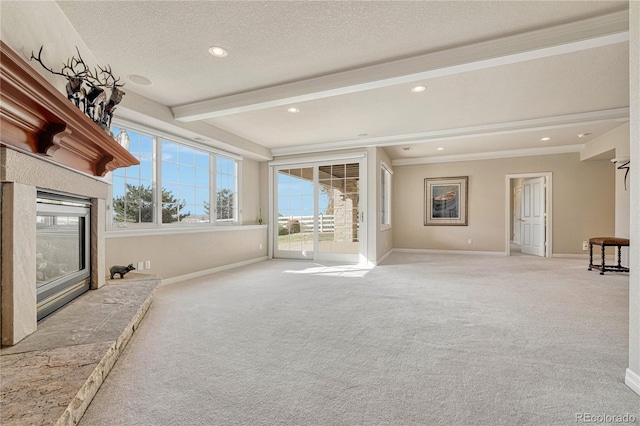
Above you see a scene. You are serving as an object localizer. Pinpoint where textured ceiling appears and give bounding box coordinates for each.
[55,0,630,161]
[207,43,629,149]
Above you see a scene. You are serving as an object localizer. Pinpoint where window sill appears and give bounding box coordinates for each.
[105,224,268,238]
[380,225,392,231]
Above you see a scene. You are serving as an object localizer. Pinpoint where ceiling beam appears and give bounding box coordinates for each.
[172,9,628,122]
[392,144,585,166]
[270,108,630,157]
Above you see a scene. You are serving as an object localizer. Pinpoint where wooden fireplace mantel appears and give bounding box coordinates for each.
[0,41,139,177]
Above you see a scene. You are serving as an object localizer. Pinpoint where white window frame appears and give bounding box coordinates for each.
[108,119,241,230]
[380,161,393,230]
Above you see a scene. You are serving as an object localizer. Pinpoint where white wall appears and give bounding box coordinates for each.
[581,123,630,265]
[626,0,640,397]
[393,153,615,254]
[376,148,394,262]
[0,1,94,94]
[105,227,267,281]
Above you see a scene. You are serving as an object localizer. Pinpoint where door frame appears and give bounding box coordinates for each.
[505,172,553,257]
[268,152,368,263]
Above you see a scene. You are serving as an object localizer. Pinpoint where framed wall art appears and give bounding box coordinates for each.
[424,176,468,226]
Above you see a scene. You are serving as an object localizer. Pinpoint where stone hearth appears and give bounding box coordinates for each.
[0,273,159,425]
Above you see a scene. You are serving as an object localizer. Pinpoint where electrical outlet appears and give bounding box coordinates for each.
[259,243,263,250]
[137,261,144,271]
[582,241,589,251]
[467,239,472,244]
[145,260,151,269]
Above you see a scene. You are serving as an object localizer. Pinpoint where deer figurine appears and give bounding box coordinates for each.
[31,46,88,113]
[98,65,125,131]
[30,46,125,133]
[84,72,107,124]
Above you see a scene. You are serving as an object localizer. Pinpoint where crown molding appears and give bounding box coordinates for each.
[172,9,629,122]
[391,144,584,166]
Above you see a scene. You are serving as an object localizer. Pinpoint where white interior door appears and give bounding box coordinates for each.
[274,159,364,263]
[520,177,546,256]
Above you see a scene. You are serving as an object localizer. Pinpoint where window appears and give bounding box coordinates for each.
[161,140,210,223]
[380,162,392,229]
[216,156,237,222]
[112,128,154,224]
[110,124,240,228]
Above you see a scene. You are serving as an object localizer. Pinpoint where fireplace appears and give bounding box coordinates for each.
[1,148,111,345]
[36,192,91,320]
[0,41,138,345]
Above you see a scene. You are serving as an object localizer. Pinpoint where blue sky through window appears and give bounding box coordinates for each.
[161,140,210,219]
[277,172,330,217]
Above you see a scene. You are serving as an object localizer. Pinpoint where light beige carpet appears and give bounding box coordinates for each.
[80,253,639,425]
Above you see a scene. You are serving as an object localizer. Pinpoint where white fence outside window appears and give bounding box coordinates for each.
[278,214,335,232]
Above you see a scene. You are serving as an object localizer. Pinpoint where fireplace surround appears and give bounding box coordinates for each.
[0,41,138,345]
[1,147,109,345]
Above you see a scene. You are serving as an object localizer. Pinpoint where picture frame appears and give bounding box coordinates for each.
[424,176,468,226]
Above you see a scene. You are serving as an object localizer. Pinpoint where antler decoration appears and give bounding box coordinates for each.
[30,45,125,135]
[30,46,68,78]
[98,65,124,89]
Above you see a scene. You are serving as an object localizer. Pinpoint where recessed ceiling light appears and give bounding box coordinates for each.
[411,85,426,93]
[127,74,152,85]
[208,46,228,57]
[541,137,552,141]
[578,133,592,138]
[437,147,445,151]
[287,107,300,113]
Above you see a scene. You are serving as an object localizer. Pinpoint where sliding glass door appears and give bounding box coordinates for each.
[274,159,364,262]
[276,167,315,259]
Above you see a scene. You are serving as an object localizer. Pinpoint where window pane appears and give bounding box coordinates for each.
[178,166,196,186]
[196,167,210,186]
[163,162,178,183]
[111,129,154,224]
[161,140,210,224]
[128,135,140,155]
[162,141,178,162]
[178,146,196,166]
[140,157,153,178]
[140,136,153,157]
[216,157,237,222]
[196,152,209,169]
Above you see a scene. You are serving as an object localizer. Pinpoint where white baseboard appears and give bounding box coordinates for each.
[376,249,394,265]
[552,253,589,259]
[160,256,268,287]
[393,248,504,256]
[553,253,621,261]
[625,368,640,396]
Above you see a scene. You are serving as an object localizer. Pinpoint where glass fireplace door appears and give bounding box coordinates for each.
[36,194,91,320]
